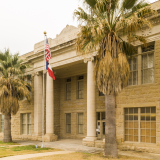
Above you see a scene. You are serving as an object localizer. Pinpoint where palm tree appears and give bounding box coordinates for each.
[0,49,31,142]
[74,0,156,157]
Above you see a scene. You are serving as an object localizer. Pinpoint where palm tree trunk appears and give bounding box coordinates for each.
[104,94,118,158]
[3,114,12,142]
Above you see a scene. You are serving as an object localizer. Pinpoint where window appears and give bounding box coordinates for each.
[99,91,104,96]
[66,113,71,133]
[97,112,105,139]
[128,57,138,85]
[142,52,154,84]
[66,78,71,100]
[126,42,155,86]
[21,113,31,135]
[78,113,83,134]
[0,115,4,133]
[77,76,83,99]
[124,107,156,143]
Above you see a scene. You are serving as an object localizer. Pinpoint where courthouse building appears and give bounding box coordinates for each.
[1,1,160,153]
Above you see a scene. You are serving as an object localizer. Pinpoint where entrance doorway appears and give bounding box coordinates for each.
[96,112,105,139]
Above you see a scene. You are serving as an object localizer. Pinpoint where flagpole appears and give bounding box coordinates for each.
[41,31,46,148]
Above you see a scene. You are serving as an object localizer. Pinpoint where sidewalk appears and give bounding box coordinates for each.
[0,151,74,160]
[0,139,160,160]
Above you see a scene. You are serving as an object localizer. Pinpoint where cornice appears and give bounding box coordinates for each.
[24,39,76,64]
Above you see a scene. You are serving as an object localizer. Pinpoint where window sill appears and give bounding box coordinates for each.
[124,141,156,145]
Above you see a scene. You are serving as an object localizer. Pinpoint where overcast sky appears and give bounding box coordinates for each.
[0,0,158,55]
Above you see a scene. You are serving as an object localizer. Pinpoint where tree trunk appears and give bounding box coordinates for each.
[3,114,12,142]
[104,94,118,158]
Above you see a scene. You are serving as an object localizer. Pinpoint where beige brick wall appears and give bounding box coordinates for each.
[54,78,60,136]
[116,40,160,147]
[58,73,105,139]
[59,74,87,139]
[0,71,105,141]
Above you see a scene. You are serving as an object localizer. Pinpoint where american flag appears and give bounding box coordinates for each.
[45,38,52,61]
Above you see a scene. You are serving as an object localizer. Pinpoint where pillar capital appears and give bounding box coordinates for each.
[32,71,42,77]
[83,51,98,63]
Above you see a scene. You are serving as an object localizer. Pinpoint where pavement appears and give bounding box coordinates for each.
[14,139,103,153]
[0,139,160,160]
[0,151,74,160]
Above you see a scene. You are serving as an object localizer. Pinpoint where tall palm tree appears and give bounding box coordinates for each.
[74,0,156,157]
[0,49,31,142]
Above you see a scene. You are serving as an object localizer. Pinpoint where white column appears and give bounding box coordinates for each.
[34,72,42,136]
[46,72,54,134]
[83,59,97,146]
[44,72,58,141]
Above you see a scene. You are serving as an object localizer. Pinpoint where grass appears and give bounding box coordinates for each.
[11,145,53,151]
[25,152,152,160]
[0,145,60,158]
[0,141,19,146]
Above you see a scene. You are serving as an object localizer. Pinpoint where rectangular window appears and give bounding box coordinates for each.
[124,107,156,143]
[96,112,105,139]
[66,113,71,133]
[78,113,83,134]
[21,113,31,135]
[66,83,71,100]
[128,57,138,86]
[66,78,71,100]
[27,113,31,134]
[0,115,4,133]
[77,76,83,99]
[142,44,154,84]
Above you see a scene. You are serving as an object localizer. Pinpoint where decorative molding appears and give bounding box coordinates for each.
[83,51,98,63]
[32,72,42,77]
[24,39,76,64]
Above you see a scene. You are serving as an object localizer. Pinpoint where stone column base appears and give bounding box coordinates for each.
[82,137,97,147]
[44,133,58,142]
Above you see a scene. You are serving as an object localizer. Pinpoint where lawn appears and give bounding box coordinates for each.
[0,141,20,146]
[0,145,60,158]
[25,152,152,160]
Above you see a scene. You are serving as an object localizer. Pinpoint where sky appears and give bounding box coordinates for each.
[0,0,158,55]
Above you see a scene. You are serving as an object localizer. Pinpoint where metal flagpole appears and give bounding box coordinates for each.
[41,31,46,148]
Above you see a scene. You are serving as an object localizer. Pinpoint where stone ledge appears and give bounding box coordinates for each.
[82,137,97,147]
[118,144,160,154]
[95,140,105,148]
[44,133,58,142]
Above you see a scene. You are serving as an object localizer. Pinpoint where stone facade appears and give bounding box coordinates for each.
[115,39,160,152]
[1,1,160,154]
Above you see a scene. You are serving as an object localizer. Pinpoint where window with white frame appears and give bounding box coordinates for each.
[142,52,154,84]
[78,113,83,134]
[124,107,156,143]
[0,115,4,133]
[126,43,155,86]
[77,76,84,99]
[128,57,138,86]
[66,78,71,100]
[21,113,31,135]
[66,113,71,133]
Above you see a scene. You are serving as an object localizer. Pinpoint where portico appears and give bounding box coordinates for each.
[28,25,102,145]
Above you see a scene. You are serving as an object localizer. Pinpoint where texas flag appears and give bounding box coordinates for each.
[45,38,55,80]
[46,61,55,80]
